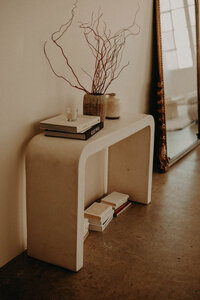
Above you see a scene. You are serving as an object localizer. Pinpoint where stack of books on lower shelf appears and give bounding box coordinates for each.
[84,218,89,241]
[101,191,132,217]
[84,202,113,232]
[40,114,103,140]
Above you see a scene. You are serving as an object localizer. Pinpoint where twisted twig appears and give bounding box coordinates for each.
[44,1,140,94]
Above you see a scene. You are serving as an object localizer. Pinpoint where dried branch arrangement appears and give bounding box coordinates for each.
[44,1,140,95]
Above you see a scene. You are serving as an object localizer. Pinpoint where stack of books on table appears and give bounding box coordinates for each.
[40,114,103,140]
[84,202,113,232]
[101,191,132,217]
[84,218,89,241]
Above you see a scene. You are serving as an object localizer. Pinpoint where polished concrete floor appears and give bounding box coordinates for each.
[1,147,200,300]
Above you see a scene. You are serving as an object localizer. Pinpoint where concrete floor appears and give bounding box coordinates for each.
[0,147,200,300]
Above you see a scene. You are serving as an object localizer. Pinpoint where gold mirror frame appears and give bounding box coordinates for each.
[155,0,200,172]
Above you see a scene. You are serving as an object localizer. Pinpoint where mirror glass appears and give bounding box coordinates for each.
[160,0,198,158]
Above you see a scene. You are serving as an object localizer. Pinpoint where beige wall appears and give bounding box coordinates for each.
[0,0,153,267]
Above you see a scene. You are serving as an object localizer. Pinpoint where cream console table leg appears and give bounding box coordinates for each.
[26,135,85,271]
[108,125,154,204]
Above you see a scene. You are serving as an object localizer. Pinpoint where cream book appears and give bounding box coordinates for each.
[87,209,114,225]
[101,191,129,210]
[84,231,89,241]
[40,114,101,133]
[84,202,113,221]
[89,216,113,232]
[84,218,89,241]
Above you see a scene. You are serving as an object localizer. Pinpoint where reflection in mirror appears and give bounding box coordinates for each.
[158,0,200,166]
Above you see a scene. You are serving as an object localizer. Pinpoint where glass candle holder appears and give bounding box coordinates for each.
[66,107,78,121]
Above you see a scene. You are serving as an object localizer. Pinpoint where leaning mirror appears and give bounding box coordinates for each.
[155,0,200,172]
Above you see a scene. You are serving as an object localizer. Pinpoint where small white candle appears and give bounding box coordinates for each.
[66,107,78,121]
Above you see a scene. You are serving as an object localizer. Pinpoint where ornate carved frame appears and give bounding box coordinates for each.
[155,0,200,172]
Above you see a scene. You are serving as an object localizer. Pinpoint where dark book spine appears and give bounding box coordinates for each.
[85,122,104,140]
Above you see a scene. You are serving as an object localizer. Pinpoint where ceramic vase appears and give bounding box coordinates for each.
[106,93,121,119]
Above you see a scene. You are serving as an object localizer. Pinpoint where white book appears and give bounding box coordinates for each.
[89,216,113,232]
[101,191,129,210]
[84,226,88,234]
[84,231,89,241]
[83,218,89,236]
[84,226,89,236]
[40,114,101,133]
[88,209,114,225]
[84,218,89,228]
[84,202,113,221]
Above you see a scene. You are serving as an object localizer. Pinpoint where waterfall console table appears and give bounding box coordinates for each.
[26,112,154,271]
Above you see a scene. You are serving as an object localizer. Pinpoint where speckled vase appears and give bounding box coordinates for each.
[106,93,121,119]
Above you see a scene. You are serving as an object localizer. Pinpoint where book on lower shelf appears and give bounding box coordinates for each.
[101,191,132,217]
[84,218,89,241]
[84,202,114,232]
[113,200,132,217]
[45,122,104,140]
[84,231,89,241]
[89,216,113,232]
[101,191,129,210]
[40,114,101,133]
[84,202,113,221]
